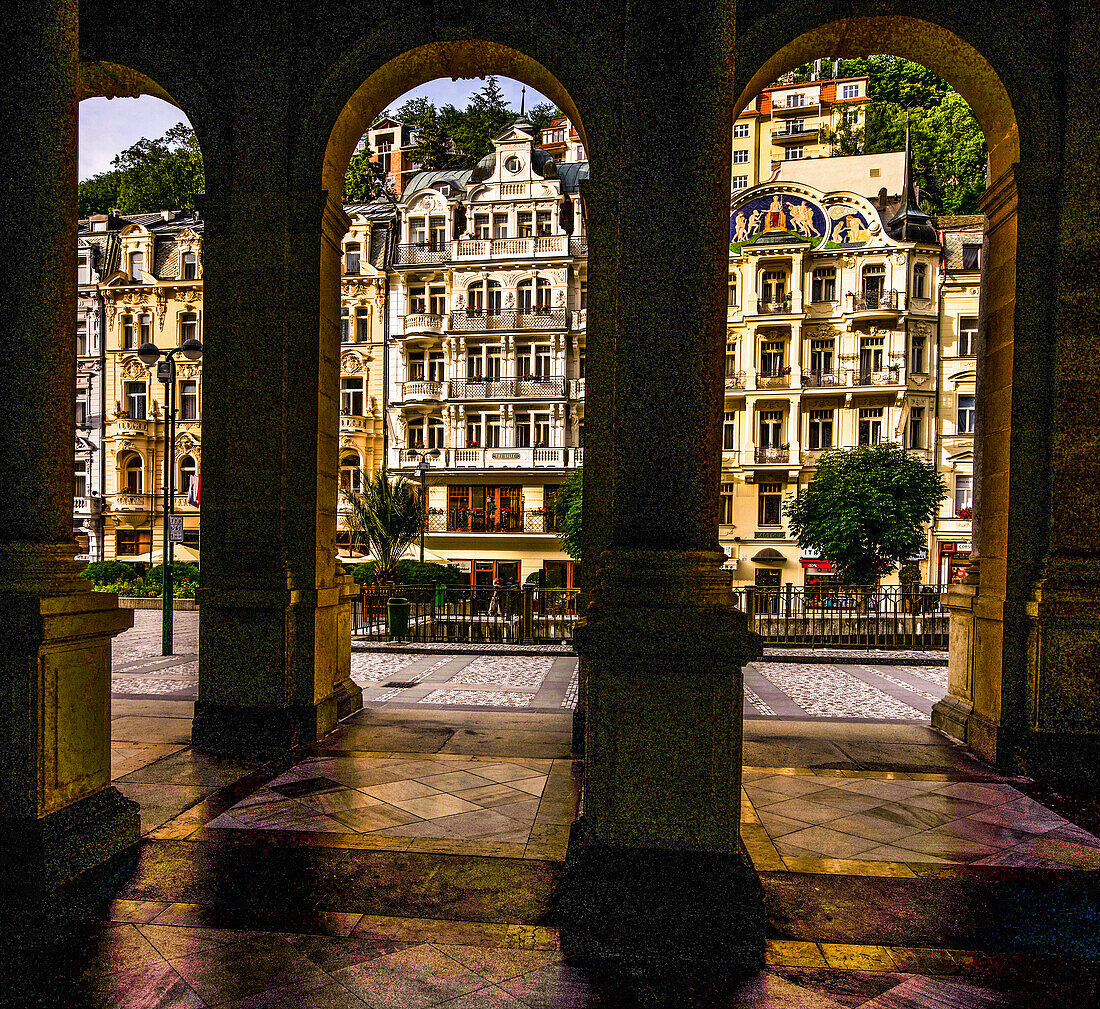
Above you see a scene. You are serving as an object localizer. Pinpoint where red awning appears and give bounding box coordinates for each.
[800,558,834,572]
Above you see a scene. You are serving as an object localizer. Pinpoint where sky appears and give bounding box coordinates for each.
[78,77,554,180]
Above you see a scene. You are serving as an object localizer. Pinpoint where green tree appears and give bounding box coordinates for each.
[78,123,204,215]
[341,472,424,583]
[554,469,583,561]
[527,102,562,134]
[343,144,392,202]
[820,118,865,157]
[449,76,513,164]
[783,444,946,585]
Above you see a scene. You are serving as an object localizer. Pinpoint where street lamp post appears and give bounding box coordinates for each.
[137,337,203,656]
[406,447,440,562]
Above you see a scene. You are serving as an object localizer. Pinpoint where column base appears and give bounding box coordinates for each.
[0,786,139,891]
[931,695,974,743]
[557,817,765,986]
[192,696,338,759]
[332,675,364,720]
[570,705,585,756]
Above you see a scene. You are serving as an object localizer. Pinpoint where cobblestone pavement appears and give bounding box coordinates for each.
[113,611,947,720]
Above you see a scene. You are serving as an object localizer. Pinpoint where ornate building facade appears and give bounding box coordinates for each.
[384,117,587,588]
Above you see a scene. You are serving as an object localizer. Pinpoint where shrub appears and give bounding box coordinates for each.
[146,561,199,584]
[82,560,136,585]
[348,559,464,586]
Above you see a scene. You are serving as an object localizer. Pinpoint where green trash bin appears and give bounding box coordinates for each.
[433,582,447,607]
[386,596,410,640]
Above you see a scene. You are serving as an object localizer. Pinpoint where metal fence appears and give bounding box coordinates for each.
[353,583,584,645]
[731,584,947,649]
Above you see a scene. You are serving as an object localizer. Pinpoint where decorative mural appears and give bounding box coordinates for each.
[729,190,876,253]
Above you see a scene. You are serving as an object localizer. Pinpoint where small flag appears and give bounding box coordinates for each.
[188,475,201,506]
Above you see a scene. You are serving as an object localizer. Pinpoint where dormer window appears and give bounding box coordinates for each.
[181,252,197,280]
[504,155,523,174]
[129,252,144,281]
[344,243,360,275]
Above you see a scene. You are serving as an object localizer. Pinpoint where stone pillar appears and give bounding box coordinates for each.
[333,561,364,719]
[192,189,349,758]
[560,3,765,982]
[0,0,137,892]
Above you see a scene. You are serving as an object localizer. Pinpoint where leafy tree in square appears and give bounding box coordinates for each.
[783,444,945,585]
[343,144,393,202]
[554,468,583,561]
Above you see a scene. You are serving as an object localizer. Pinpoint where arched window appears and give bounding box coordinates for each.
[518,277,551,314]
[179,455,196,499]
[467,279,502,316]
[123,453,143,494]
[340,452,362,492]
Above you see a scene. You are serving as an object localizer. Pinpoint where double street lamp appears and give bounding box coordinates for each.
[137,337,203,655]
[406,447,440,562]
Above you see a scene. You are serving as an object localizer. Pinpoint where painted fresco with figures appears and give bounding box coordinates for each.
[730,185,880,253]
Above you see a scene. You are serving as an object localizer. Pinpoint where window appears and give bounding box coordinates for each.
[909,406,925,449]
[340,453,362,492]
[182,252,197,280]
[811,267,836,302]
[76,392,88,428]
[180,313,199,345]
[733,149,749,163]
[808,409,833,450]
[911,333,926,374]
[407,419,424,448]
[125,381,146,420]
[785,146,804,160]
[858,407,883,445]
[536,210,552,236]
[341,308,350,343]
[355,307,370,343]
[843,108,860,125]
[761,269,786,303]
[74,459,88,499]
[842,84,860,99]
[862,263,886,298]
[78,252,90,284]
[408,351,426,381]
[429,216,446,247]
[959,316,978,356]
[474,214,490,238]
[345,243,360,274]
[720,482,735,525]
[859,335,884,376]
[788,119,805,135]
[427,350,444,382]
[428,417,445,449]
[732,175,749,190]
[518,212,533,238]
[139,313,152,346]
[534,413,551,447]
[485,414,501,447]
[786,94,805,108]
[725,342,738,378]
[493,213,508,239]
[515,412,532,448]
[429,286,446,315]
[957,395,976,433]
[962,244,981,270]
[579,281,587,309]
[913,263,927,299]
[733,123,750,138]
[123,453,143,494]
[758,482,782,526]
[955,475,973,513]
[409,217,426,243]
[759,409,783,447]
[761,340,785,376]
[179,380,198,420]
[341,376,364,415]
[409,285,426,314]
[518,278,551,313]
[466,414,482,447]
[809,338,834,377]
[129,251,144,280]
[723,412,737,451]
[179,455,196,496]
[117,529,151,556]
[76,320,88,356]
[578,351,586,379]
[727,276,737,307]
[122,315,134,349]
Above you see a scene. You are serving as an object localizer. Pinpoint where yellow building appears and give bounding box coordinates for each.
[720,179,942,588]
[97,209,390,563]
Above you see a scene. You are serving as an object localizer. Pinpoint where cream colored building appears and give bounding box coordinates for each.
[385,116,586,589]
[96,210,389,563]
[720,179,943,588]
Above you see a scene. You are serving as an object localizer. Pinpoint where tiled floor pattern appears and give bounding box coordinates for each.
[160,752,576,859]
[740,767,1100,873]
[84,903,1094,1008]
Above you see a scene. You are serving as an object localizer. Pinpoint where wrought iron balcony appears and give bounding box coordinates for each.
[852,366,902,387]
[847,290,903,313]
[449,377,565,399]
[395,242,450,266]
[754,447,790,464]
[569,238,588,257]
[449,308,568,332]
[572,309,587,330]
[756,295,792,315]
[757,369,791,389]
[801,369,843,388]
[443,507,527,533]
[570,377,585,399]
[725,370,746,391]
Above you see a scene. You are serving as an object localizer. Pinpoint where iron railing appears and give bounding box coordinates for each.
[731,584,948,649]
[754,447,790,464]
[396,243,450,266]
[353,583,586,645]
[757,370,791,389]
[802,369,843,388]
[449,377,566,399]
[848,290,902,312]
[852,366,901,387]
[757,295,792,314]
[449,309,568,332]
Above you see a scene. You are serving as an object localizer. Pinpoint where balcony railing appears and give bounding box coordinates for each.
[443,507,527,533]
[754,447,790,464]
[801,369,843,388]
[449,308,568,332]
[110,493,151,512]
[450,377,566,399]
[396,242,450,266]
[400,313,446,335]
[725,370,746,391]
[852,366,902,387]
[772,126,819,141]
[570,377,585,399]
[389,446,583,471]
[452,235,570,260]
[522,508,559,534]
[572,309,587,330]
[757,369,791,389]
[569,238,588,257]
[847,290,903,312]
[340,413,371,431]
[757,295,792,315]
[402,380,445,401]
